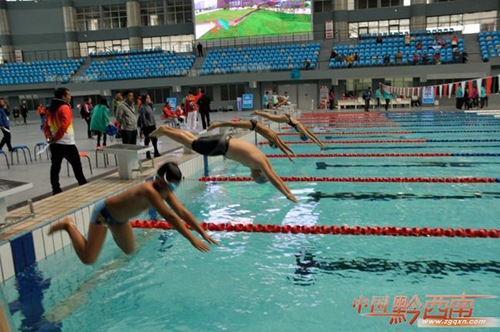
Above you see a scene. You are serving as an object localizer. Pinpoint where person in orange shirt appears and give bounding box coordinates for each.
[174,105,185,118]
[162,101,185,127]
[37,103,46,119]
[44,87,87,195]
[184,88,202,131]
[162,101,176,121]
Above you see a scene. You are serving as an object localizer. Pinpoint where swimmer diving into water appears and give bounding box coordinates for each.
[251,110,325,150]
[208,119,295,162]
[149,126,298,203]
[48,162,220,264]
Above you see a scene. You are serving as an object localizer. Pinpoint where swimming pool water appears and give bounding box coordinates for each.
[2,111,499,331]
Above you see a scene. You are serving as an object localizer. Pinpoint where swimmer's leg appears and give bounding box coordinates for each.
[150,125,197,147]
[108,223,135,255]
[252,111,289,123]
[49,216,108,265]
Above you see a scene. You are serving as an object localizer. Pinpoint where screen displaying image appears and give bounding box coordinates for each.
[194,0,312,40]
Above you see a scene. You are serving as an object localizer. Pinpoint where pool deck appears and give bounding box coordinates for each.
[1,103,499,243]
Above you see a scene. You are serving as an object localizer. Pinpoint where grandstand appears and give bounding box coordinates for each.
[0,0,498,111]
[479,31,500,61]
[0,59,83,85]
[330,32,465,68]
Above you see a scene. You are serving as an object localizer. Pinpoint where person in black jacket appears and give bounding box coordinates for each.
[20,102,29,124]
[362,87,372,112]
[197,89,211,130]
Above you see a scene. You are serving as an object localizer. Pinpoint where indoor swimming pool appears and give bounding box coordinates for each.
[1,110,499,331]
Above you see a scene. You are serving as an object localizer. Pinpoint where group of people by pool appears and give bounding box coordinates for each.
[49,110,325,264]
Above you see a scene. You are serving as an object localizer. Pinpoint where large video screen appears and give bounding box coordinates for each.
[194,0,312,40]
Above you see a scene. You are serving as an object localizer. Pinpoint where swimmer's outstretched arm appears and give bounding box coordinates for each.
[255,123,295,163]
[259,158,298,203]
[165,191,220,246]
[147,187,211,252]
[251,110,288,123]
[300,124,325,150]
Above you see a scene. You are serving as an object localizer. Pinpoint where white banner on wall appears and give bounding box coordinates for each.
[325,20,334,39]
[14,49,23,63]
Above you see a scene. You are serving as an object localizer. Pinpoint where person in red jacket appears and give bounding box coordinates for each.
[44,87,87,195]
[184,88,202,131]
[162,101,181,127]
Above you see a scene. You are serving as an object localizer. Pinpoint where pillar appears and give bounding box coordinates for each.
[62,0,80,58]
[0,0,14,63]
[127,0,142,50]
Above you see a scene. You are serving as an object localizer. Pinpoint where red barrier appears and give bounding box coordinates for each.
[265,153,453,158]
[259,139,426,145]
[281,125,401,130]
[198,176,497,183]
[277,131,414,136]
[130,220,499,238]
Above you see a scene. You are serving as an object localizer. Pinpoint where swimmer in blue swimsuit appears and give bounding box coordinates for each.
[207,119,295,162]
[48,162,220,265]
[252,110,325,150]
[149,126,298,203]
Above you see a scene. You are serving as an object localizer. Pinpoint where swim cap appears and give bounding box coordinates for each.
[162,172,177,191]
[269,141,278,149]
[253,174,268,184]
[299,133,309,141]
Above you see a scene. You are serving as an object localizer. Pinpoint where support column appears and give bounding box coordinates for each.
[333,0,348,11]
[0,0,14,63]
[62,0,80,58]
[410,0,427,32]
[496,0,500,32]
[127,0,142,50]
[333,0,349,41]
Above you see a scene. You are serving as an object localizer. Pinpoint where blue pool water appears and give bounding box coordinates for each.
[2,111,499,331]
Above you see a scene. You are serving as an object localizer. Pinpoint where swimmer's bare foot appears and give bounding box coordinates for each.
[48,216,72,235]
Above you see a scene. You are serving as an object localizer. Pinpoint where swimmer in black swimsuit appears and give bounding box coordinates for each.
[149,126,298,203]
[252,110,325,150]
[208,119,295,162]
[48,162,219,264]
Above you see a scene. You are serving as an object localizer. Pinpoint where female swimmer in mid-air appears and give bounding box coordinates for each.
[252,110,325,150]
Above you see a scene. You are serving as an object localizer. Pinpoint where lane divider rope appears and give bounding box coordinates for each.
[278,131,414,136]
[199,176,500,183]
[277,130,500,136]
[299,111,496,116]
[281,124,500,129]
[264,153,500,158]
[259,139,500,145]
[130,220,499,238]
